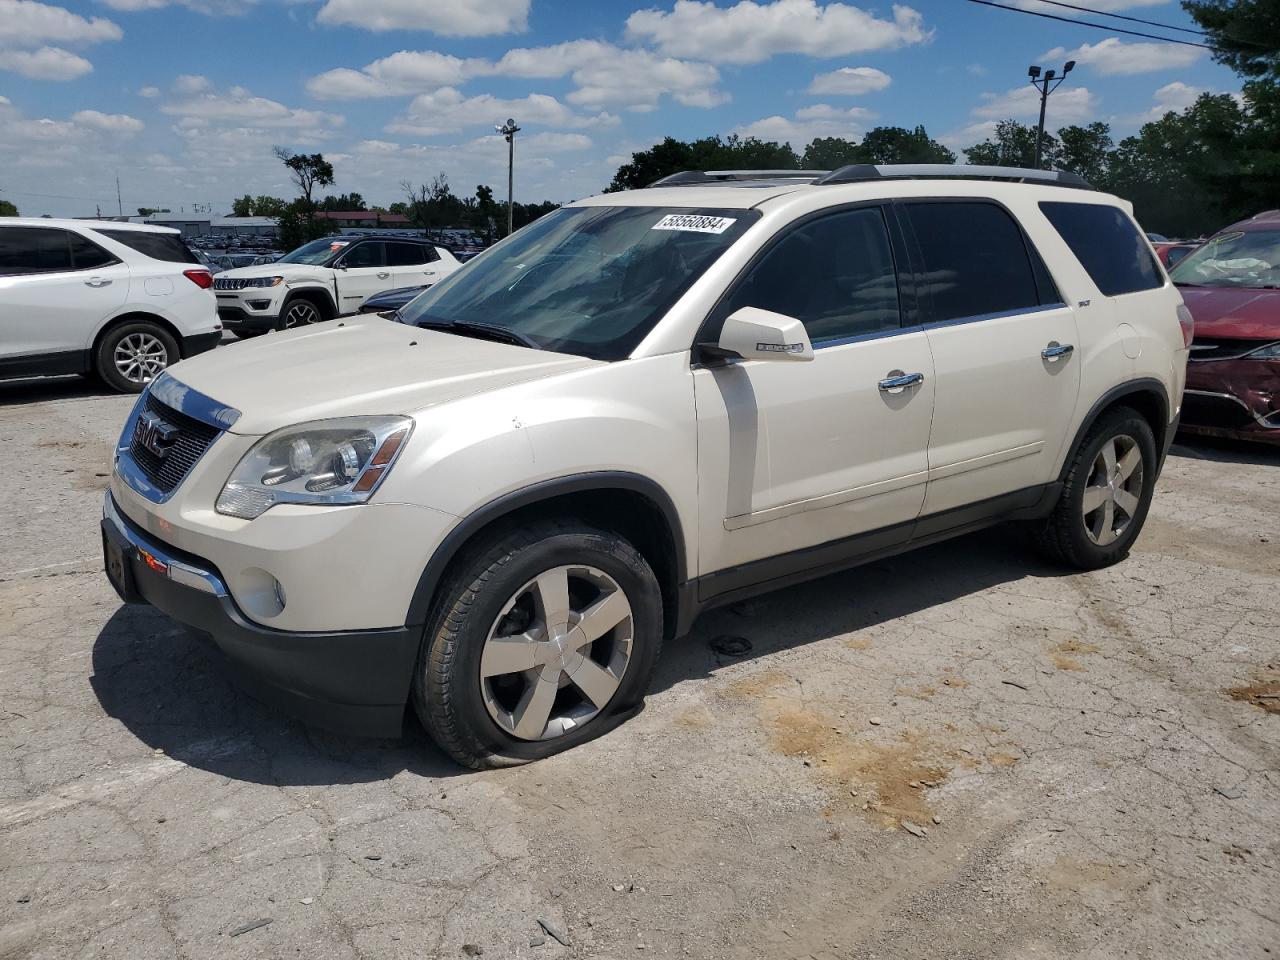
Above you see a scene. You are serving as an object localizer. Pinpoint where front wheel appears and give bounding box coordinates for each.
[413,520,663,769]
[279,298,322,330]
[1033,406,1158,569]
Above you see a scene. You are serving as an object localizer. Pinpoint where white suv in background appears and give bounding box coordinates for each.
[213,234,461,336]
[102,165,1189,768]
[0,219,221,393]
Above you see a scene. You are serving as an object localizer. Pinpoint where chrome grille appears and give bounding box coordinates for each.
[127,393,223,494]
[214,277,254,291]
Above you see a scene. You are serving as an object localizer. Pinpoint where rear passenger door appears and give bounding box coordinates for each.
[899,200,1081,522]
[386,241,436,289]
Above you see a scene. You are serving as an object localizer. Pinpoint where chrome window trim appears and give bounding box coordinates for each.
[921,301,1070,331]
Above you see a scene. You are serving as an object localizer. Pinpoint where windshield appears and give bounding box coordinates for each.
[396,206,759,360]
[1171,229,1280,289]
[277,237,352,266]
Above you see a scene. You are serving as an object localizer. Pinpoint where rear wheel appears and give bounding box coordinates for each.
[413,519,663,769]
[95,321,179,394]
[1033,406,1157,569]
[231,328,266,340]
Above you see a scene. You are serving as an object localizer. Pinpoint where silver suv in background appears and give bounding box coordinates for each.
[0,220,221,392]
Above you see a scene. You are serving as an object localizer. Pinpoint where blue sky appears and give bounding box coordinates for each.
[0,0,1241,217]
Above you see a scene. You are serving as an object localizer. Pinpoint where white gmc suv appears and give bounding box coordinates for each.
[213,234,460,335]
[0,219,221,392]
[101,165,1190,768]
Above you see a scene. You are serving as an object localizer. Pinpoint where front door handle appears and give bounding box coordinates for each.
[84,277,112,288]
[376,271,390,280]
[1042,342,1074,362]
[878,370,925,394]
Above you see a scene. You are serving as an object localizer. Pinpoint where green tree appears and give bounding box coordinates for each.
[0,199,18,216]
[317,192,366,211]
[1054,122,1113,184]
[136,207,171,216]
[232,195,253,217]
[858,125,956,164]
[273,147,334,214]
[276,198,337,251]
[801,137,863,169]
[963,119,1056,168]
[606,135,799,191]
[472,184,499,241]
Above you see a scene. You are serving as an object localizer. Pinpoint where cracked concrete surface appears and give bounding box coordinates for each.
[1,376,1277,959]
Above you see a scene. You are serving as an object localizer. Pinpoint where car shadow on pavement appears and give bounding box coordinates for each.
[0,375,119,406]
[1169,436,1280,467]
[90,604,464,785]
[650,526,1071,696]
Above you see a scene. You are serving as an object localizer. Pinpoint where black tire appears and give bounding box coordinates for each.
[278,297,323,330]
[94,321,180,394]
[1033,406,1158,569]
[231,328,266,340]
[413,519,664,769]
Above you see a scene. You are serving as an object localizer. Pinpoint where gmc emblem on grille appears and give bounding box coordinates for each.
[134,411,179,459]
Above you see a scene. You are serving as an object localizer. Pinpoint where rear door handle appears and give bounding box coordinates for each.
[84,277,112,288]
[878,370,924,394]
[1041,342,1074,361]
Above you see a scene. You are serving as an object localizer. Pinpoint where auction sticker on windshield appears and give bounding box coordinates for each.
[651,214,737,234]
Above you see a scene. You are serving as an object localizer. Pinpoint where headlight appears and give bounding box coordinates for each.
[216,416,412,520]
[244,276,284,288]
[1246,341,1280,360]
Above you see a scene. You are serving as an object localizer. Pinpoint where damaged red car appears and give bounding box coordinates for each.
[1171,211,1280,445]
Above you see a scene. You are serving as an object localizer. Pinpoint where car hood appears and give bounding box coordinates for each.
[1179,285,1280,340]
[166,314,601,435]
[217,263,325,282]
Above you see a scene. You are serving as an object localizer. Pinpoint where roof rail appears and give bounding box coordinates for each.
[813,164,1095,190]
[648,169,829,187]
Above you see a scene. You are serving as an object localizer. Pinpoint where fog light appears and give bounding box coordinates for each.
[247,299,271,310]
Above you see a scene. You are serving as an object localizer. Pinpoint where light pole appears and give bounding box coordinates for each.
[495,117,520,237]
[1027,60,1074,169]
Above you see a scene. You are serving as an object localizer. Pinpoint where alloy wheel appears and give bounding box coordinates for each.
[479,564,634,741]
[113,332,169,385]
[283,301,319,328]
[1082,434,1144,546]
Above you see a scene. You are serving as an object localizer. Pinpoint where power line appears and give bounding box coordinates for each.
[962,0,1217,50]
[1022,0,1209,37]
[1022,0,1271,49]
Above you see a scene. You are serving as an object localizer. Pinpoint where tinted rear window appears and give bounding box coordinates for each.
[96,229,200,264]
[1039,202,1163,296]
[903,201,1051,324]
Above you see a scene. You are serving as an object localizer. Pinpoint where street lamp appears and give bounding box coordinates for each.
[495,117,521,237]
[1027,59,1074,170]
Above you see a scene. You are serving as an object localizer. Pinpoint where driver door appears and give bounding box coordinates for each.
[694,205,936,594]
[334,241,389,313]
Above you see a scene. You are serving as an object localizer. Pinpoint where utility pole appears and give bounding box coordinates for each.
[496,118,520,237]
[1027,60,1075,169]
[115,174,123,217]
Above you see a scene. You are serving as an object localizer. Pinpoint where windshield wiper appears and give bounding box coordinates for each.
[417,319,541,350]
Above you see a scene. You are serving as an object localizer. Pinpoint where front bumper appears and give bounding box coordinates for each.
[215,302,279,332]
[101,492,419,737]
[1181,358,1280,445]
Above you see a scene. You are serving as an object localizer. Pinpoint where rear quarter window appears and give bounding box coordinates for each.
[1039,202,1163,296]
[95,229,200,264]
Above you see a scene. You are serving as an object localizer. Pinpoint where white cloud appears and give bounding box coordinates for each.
[386,87,616,137]
[71,109,144,132]
[937,120,999,151]
[0,0,122,46]
[966,63,987,77]
[308,50,480,99]
[162,84,344,133]
[172,73,210,93]
[138,85,160,97]
[308,40,726,112]
[0,44,90,79]
[1113,80,1205,127]
[972,84,1096,122]
[316,0,529,35]
[98,0,256,12]
[807,66,891,96]
[625,0,929,65]
[734,103,876,147]
[1040,37,1202,75]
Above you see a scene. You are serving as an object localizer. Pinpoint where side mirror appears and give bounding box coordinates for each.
[703,306,814,363]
